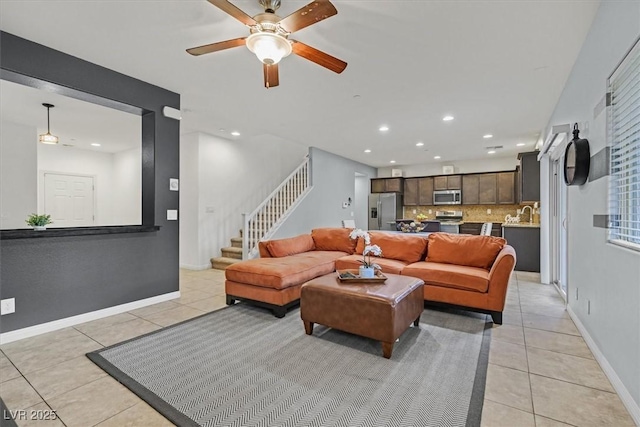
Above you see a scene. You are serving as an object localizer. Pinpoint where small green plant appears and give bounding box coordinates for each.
[25,213,52,227]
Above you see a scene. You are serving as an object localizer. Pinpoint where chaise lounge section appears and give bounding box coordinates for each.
[225,228,516,323]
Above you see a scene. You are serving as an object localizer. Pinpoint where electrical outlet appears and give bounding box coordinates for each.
[428,209,432,214]
[487,209,492,214]
[350,211,354,217]
[412,209,417,214]
[167,210,178,220]
[1,298,15,315]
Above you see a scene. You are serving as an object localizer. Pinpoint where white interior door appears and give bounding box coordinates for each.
[44,173,95,227]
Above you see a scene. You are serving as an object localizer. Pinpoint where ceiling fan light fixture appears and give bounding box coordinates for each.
[39,103,59,145]
[246,32,292,65]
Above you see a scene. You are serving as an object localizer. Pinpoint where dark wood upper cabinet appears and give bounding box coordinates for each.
[403,178,418,205]
[462,175,480,205]
[478,173,497,204]
[518,152,540,203]
[371,179,386,193]
[447,175,461,190]
[418,177,434,205]
[497,172,516,204]
[434,175,461,190]
[371,177,404,194]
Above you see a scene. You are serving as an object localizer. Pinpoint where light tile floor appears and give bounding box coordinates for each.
[0,269,635,426]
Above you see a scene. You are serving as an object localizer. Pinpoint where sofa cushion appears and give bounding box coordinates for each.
[426,233,506,269]
[266,234,315,257]
[402,261,490,293]
[335,254,408,275]
[225,250,347,290]
[355,231,428,264]
[311,228,356,254]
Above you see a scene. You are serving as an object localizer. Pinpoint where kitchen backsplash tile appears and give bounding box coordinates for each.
[406,204,537,223]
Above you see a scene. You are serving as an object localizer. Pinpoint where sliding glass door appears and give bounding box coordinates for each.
[550,155,569,301]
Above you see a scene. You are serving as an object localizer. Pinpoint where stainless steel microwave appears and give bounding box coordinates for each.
[433,189,461,205]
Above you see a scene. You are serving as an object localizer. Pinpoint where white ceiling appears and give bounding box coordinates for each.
[0,80,140,153]
[0,1,600,167]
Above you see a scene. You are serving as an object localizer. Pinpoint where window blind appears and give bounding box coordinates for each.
[608,38,640,250]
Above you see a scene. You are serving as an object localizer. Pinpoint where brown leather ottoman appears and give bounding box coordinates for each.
[300,272,424,358]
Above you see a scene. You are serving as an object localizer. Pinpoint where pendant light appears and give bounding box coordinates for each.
[39,103,59,145]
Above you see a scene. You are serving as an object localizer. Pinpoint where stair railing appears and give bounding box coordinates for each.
[242,157,311,259]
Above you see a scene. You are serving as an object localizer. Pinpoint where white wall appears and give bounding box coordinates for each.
[0,121,37,229]
[179,133,201,269]
[112,147,142,225]
[36,145,141,226]
[178,132,308,268]
[377,155,519,178]
[543,1,640,419]
[38,145,114,226]
[354,175,369,229]
[274,147,377,238]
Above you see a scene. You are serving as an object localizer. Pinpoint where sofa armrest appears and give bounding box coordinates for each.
[486,245,517,308]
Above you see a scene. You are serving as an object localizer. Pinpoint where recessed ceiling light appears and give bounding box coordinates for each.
[219,128,225,132]
[442,116,454,122]
[517,143,526,146]
[390,160,396,164]
[488,150,496,154]
[483,134,493,139]
[434,155,441,160]
[231,131,240,136]
[416,142,424,147]
[379,125,389,132]
[364,149,371,153]
[91,143,101,147]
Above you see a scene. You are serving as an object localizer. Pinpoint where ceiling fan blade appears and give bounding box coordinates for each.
[263,63,280,88]
[291,40,347,74]
[207,0,257,26]
[278,0,337,33]
[186,37,247,56]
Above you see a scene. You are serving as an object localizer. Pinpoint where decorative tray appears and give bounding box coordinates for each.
[337,269,387,284]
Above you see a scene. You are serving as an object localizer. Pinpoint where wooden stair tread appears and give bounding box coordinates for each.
[221,246,242,253]
[211,257,241,270]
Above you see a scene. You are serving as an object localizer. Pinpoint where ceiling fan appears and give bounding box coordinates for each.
[187,0,347,88]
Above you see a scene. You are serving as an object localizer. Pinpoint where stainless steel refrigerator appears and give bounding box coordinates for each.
[368,193,403,230]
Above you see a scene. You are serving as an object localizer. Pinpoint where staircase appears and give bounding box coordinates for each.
[210,157,311,270]
[211,233,243,270]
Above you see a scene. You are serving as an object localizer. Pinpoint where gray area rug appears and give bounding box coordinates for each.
[87,304,491,427]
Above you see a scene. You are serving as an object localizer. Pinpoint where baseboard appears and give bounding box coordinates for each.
[0,291,181,345]
[179,263,211,270]
[567,305,640,425]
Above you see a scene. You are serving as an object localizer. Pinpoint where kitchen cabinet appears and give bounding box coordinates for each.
[403,177,433,205]
[371,178,403,193]
[479,173,497,204]
[462,175,479,205]
[497,172,516,204]
[434,175,461,190]
[418,177,434,205]
[502,225,540,272]
[403,179,418,205]
[518,152,540,203]
[460,222,502,237]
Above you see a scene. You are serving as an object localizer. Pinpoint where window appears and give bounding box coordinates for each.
[608,37,640,250]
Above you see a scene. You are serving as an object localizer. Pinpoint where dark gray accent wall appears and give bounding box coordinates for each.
[0,32,180,332]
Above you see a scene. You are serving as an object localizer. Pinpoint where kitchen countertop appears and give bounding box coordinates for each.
[502,223,541,228]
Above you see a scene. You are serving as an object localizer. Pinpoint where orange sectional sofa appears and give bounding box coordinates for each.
[225,228,516,323]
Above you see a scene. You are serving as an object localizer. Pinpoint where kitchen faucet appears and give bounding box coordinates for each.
[520,205,533,223]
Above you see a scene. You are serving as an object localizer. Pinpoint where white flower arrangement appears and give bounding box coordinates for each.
[349,229,382,269]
